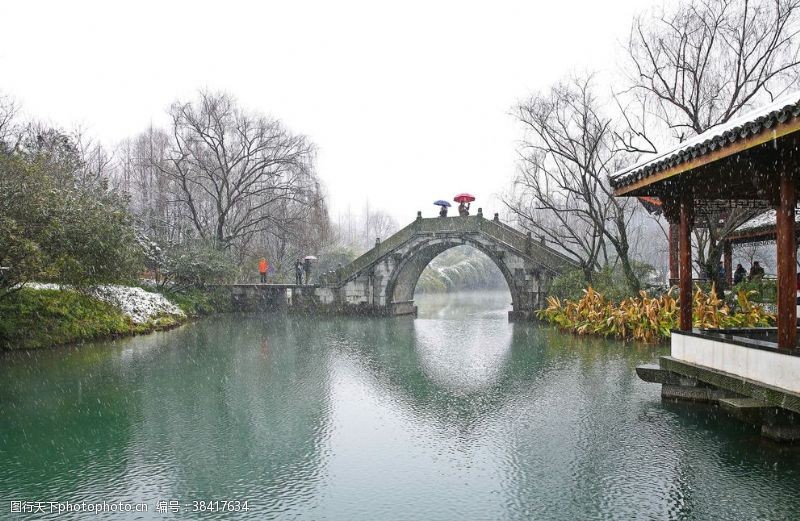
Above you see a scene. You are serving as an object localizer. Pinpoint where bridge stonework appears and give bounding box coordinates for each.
[316,214,578,320]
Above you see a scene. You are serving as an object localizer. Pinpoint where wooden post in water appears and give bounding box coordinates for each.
[776,172,797,349]
[679,194,693,331]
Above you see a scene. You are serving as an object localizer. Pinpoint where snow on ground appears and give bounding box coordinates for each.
[21,282,185,324]
[87,285,185,324]
[23,282,64,291]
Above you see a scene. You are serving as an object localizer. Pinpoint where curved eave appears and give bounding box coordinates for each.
[613,116,800,197]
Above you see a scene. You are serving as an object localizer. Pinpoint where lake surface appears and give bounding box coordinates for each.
[2,290,800,520]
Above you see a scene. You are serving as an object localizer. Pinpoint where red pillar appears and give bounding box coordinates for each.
[776,173,797,349]
[669,222,680,285]
[679,195,693,331]
[723,241,733,288]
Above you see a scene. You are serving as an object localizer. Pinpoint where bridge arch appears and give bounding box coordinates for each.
[315,215,579,320]
[385,237,518,310]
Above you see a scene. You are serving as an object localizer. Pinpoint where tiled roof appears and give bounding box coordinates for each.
[610,91,800,191]
[737,210,778,232]
[732,209,800,234]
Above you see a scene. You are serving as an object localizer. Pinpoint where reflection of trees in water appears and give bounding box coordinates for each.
[0,341,142,502]
[129,315,333,514]
[499,329,800,518]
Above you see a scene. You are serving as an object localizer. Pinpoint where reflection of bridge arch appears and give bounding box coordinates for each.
[318,215,578,319]
[325,312,549,431]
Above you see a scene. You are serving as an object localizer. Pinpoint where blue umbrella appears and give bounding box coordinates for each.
[433,200,451,207]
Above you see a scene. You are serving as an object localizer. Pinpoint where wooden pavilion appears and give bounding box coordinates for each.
[611,92,800,402]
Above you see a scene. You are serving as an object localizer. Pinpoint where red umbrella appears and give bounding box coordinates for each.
[453,193,475,203]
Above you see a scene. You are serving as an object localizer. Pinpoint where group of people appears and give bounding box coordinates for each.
[732,261,765,285]
[438,201,471,217]
[257,257,312,285]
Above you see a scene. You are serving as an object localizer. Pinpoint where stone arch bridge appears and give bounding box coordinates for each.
[314,212,578,320]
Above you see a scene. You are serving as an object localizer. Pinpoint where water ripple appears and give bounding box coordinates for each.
[2,291,800,520]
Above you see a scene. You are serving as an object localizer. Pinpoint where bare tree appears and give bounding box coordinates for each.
[360,201,399,248]
[158,91,318,251]
[115,127,187,245]
[331,201,400,252]
[247,179,332,277]
[366,209,399,243]
[0,94,18,150]
[505,75,642,292]
[623,0,800,289]
[71,128,114,189]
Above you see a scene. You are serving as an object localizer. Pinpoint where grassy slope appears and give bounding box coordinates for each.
[0,289,137,350]
[0,287,231,350]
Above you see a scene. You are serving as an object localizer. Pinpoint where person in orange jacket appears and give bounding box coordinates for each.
[259,258,268,283]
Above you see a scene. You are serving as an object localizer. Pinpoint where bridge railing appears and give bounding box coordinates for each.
[325,216,485,284]
[478,218,578,272]
[416,216,481,234]
[325,220,418,284]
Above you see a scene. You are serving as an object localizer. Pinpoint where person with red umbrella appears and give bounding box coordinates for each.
[454,193,475,216]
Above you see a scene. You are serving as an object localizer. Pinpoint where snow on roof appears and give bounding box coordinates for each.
[734,209,800,234]
[610,91,800,191]
[738,210,778,232]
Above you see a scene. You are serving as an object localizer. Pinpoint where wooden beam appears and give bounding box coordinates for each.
[679,195,694,331]
[776,173,797,349]
[723,241,733,288]
[613,119,800,197]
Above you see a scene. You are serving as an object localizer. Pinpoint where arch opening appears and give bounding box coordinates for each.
[385,239,517,312]
[416,245,509,296]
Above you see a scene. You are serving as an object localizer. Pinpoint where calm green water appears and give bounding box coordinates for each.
[2,291,800,520]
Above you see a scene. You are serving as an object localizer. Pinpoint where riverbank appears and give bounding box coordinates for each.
[0,285,232,350]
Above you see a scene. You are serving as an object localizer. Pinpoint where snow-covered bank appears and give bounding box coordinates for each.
[87,285,185,324]
[21,283,184,324]
[3,283,233,350]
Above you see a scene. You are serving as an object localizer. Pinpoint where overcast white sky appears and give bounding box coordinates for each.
[0,0,650,223]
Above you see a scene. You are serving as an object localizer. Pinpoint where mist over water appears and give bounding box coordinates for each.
[2,291,800,520]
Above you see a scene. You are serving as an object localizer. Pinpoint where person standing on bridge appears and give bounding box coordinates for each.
[295,259,303,285]
[454,193,474,216]
[259,257,268,284]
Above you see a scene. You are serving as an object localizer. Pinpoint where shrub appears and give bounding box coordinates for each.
[539,285,774,343]
[550,266,646,303]
[728,278,777,304]
[163,287,234,316]
[0,288,133,350]
[0,137,141,298]
[160,241,237,290]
